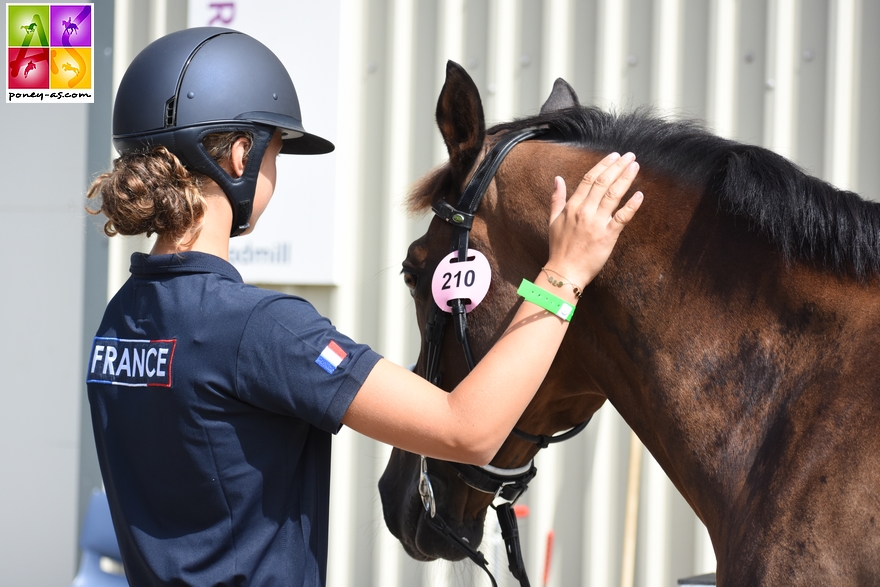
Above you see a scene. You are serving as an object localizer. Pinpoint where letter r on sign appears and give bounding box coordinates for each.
[208,2,235,25]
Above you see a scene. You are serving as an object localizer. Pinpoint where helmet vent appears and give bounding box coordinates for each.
[164,97,176,127]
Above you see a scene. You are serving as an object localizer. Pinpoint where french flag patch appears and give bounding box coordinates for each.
[316,340,347,374]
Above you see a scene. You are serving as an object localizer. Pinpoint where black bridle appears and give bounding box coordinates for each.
[417,127,590,587]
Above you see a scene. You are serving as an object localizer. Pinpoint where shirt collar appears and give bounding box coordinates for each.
[129,252,243,282]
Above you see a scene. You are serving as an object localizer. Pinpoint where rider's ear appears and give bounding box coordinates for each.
[436,61,486,177]
[540,78,580,114]
[228,137,250,179]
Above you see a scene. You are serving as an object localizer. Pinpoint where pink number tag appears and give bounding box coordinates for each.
[431,249,492,313]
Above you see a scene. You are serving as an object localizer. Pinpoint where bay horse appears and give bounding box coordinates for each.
[378,61,880,586]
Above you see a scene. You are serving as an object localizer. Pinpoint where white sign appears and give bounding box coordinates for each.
[188,0,341,285]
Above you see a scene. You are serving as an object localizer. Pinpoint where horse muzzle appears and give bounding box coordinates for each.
[379,450,488,562]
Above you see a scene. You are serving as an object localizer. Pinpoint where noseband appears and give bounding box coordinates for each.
[417,127,590,587]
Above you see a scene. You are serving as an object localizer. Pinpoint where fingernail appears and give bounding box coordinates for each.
[631,191,644,203]
[622,152,636,162]
[607,152,621,162]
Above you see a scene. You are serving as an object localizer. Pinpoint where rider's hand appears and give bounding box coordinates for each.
[546,152,643,289]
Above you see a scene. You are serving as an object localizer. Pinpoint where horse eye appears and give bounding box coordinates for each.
[401,271,418,296]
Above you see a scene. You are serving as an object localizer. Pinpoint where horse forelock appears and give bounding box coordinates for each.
[481,106,880,279]
[406,161,460,215]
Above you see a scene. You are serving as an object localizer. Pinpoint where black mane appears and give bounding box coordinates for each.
[490,107,880,278]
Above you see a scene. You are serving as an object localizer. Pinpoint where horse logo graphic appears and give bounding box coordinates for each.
[24,61,37,78]
[21,22,38,35]
[61,62,80,76]
[61,17,78,36]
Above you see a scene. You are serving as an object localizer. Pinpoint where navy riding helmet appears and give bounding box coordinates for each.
[112,27,334,236]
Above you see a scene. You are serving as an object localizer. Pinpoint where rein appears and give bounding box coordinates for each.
[417,127,590,587]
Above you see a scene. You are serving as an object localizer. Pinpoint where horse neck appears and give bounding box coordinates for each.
[575,168,880,531]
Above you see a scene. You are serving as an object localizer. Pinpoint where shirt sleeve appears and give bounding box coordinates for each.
[234,294,382,433]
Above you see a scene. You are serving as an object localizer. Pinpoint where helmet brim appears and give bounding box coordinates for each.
[236,110,334,155]
[280,133,335,155]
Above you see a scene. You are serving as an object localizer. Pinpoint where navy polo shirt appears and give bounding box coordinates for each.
[87,252,381,586]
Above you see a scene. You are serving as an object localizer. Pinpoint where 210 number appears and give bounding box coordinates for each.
[441,270,476,290]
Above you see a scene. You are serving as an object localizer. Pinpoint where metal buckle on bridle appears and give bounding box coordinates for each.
[448,459,537,502]
[486,462,536,503]
[418,455,436,518]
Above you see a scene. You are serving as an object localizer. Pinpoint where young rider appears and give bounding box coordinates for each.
[86,27,643,586]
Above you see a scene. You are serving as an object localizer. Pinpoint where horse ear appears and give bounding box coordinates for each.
[436,61,486,172]
[540,78,580,114]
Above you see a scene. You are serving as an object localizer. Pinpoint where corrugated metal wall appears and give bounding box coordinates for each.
[110,1,877,586]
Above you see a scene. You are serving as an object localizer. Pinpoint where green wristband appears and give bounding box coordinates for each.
[517,278,575,322]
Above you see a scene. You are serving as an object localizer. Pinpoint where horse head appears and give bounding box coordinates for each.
[378,61,609,564]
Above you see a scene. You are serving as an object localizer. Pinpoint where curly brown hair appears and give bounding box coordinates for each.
[86,131,252,243]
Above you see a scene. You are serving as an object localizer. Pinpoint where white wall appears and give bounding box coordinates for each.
[0,56,88,587]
